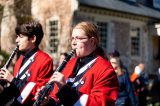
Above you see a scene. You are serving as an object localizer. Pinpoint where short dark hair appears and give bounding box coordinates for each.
[15,20,44,46]
[109,50,120,58]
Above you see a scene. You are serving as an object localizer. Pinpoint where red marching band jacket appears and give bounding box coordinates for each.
[50,56,119,106]
[13,50,54,105]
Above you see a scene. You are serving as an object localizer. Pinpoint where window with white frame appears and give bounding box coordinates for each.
[130,27,140,56]
[96,21,108,50]
[48,20,59,53]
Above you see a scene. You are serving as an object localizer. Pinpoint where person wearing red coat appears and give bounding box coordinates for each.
[35,21,119,106]
[0,20,54,106]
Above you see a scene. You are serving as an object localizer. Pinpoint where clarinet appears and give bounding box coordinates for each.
[3,45,19,69]
[0,45,19,87]
[33,49,75,106]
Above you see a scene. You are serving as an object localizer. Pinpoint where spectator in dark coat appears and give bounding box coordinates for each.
[110,50,137,106]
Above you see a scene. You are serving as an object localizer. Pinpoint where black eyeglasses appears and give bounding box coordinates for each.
[70,36,88,42]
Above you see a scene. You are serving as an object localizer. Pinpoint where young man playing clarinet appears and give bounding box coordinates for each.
[0,20,54,106]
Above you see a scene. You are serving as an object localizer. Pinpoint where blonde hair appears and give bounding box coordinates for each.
[74,21,100,46]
